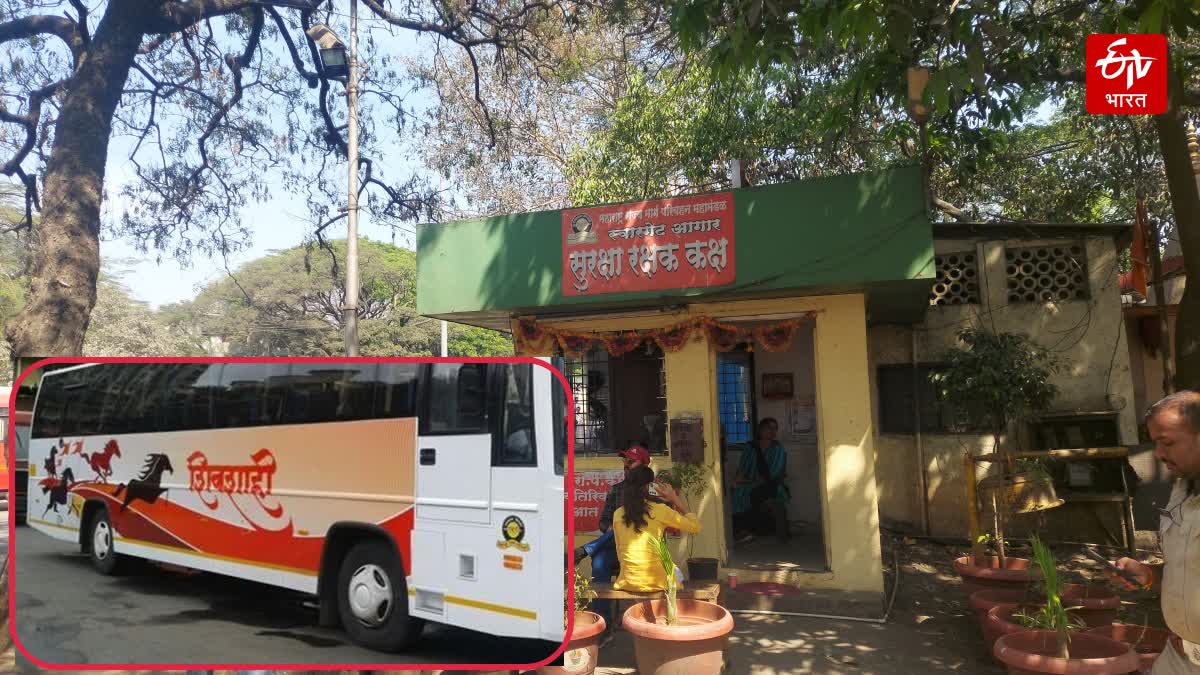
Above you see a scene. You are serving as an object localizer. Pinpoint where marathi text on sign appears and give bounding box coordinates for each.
[573,469,624,533]
[562,193,736,296]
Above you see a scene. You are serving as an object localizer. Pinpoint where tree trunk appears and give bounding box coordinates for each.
[1155,64,1200,391]
[4,2,150,357]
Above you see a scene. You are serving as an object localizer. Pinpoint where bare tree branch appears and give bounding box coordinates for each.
[0,15,76,47]
[266,6,319,88]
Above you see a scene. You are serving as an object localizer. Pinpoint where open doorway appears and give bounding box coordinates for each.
[717,322,826,573]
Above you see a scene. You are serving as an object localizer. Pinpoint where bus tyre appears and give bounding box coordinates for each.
[86,508,124,575]
[337,539,423,652]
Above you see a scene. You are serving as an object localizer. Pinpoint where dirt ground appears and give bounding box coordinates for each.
[0,532,1169,674]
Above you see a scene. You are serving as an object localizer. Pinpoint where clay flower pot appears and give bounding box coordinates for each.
[538,610,607,675]
[984,604,1042,656]
[955,555,1035,599]
[969,588,1036,634]
[1059,584,1121,628]
[622,599,734,675]
[993,630,1139,674]
[1086,624,1178,674]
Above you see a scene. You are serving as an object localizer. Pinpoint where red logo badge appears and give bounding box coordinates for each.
[1086,34,1167,115]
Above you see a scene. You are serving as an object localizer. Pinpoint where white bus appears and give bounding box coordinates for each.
[24,358,570,654]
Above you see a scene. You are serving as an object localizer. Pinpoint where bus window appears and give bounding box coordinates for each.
[160,364,219,432]
[124,364,175,434]
[66,367,105,437]
[495,365,535,467]
[99,364,142,435]
[373,363,420,418]
[31,371,64,439]
[422,363,488,434]
[212,363,286,429]
[281,362,378,424]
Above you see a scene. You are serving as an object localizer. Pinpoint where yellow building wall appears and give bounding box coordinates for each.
[516,293,884,594]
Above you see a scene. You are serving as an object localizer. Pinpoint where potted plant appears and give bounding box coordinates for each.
[657,463,717,581]
[538,570,606,675]
[1087,622,1179,674]
[621,534,734,675]
[991,537,1138,674]
[932,328,1065,591]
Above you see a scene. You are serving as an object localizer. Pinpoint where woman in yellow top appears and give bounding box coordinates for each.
[611,466,702,592]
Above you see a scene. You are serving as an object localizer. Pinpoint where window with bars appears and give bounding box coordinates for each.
[717,351,754,445]
[563,345,667,455]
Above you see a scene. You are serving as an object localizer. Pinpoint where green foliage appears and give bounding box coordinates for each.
[449,326,515,357]
[653,533,678,625]
[929,328,1064,439]
[574,569,597,612]
[174,238,512,357]
[1014,536,1084,658]
[657,463,709,503]
[83,274,197,357]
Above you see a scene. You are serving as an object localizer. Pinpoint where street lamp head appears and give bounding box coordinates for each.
[319,47,348,77]
[307,24,348,78]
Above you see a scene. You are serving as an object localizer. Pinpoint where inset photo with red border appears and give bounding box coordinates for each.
[5,356,575,670]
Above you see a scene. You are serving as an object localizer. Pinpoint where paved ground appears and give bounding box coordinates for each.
[9,523,559,667]
[1,523,1170,673]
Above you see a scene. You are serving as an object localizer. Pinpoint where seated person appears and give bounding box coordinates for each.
[731,417,790,544]
[611,466,700,592]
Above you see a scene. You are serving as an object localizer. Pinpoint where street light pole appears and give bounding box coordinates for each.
[342,0,361,356]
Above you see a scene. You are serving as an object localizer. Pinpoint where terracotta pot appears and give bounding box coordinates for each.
[1086,624,1177,674]
[1060,584,1121,628]
[969,588,1036,633]
[984,604,1042,657]
[621,599,734,675]
[537,610,607,675]
[993,630,1140,674]
[956,555,1036,599]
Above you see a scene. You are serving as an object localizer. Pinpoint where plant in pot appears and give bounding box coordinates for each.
[991,537,1139,674]
[931,328,1065,594]
[621,534,734,675]
[657,462,717,581]
[538,569,606,675]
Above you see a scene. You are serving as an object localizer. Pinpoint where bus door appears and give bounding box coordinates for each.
[410,363,495,626]
[485,363,560,640]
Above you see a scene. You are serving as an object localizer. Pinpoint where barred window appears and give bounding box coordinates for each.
[563,345,666,455]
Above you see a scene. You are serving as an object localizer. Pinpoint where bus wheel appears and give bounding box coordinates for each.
[86,507,124,575]
[336,539,423,652]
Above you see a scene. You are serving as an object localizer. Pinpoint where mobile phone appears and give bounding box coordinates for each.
[1083,547,1144,587]
[648,484,659,497]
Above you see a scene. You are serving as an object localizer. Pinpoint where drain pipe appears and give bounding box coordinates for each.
[913,328,930,536]
[728,538,901,624]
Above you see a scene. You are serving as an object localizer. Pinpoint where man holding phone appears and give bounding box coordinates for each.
[1109,390,1200,674]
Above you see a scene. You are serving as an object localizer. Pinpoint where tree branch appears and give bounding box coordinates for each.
[185,7,264,193]
[0,15,76,46]
[1,78,68,176]
[266,6,318,88]
[67,0,90,49]
[147,0,260,32]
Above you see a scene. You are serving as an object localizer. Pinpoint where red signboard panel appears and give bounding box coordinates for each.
[574,469,623,533]
[562,192,736,296]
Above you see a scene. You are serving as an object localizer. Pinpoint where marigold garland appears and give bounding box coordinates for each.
[514,311,821,357]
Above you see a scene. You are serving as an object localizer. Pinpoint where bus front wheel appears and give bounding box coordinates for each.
[86,507,125,575]
[336,539,423,652]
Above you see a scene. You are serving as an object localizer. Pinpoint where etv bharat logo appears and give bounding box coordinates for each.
[1086,34,1167,115]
